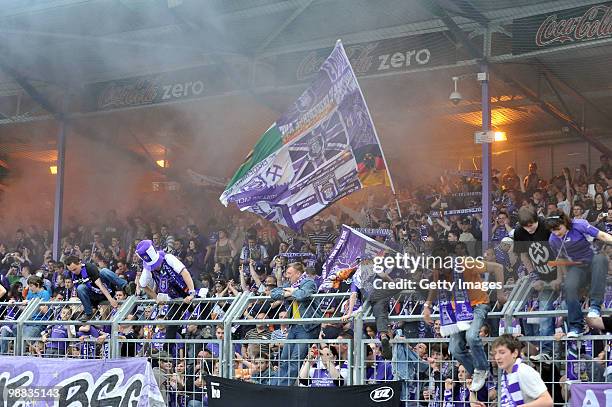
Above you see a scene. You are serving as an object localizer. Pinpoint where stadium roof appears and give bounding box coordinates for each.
[0,0,610,178]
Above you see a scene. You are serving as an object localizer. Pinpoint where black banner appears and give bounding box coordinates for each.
[268,33,457,85]
[205,376,401,407]
[513,2,612,54]
[82,64,248,112]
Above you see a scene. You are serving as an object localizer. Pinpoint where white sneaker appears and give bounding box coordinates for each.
[529,353,552,363]
[567,330,583,339]
[587,307,601,318]
[470,369,487,392]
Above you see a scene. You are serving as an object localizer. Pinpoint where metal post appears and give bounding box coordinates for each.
[550,145,554,179]
[480,61,492,251]
[15,298,41,356]
[222,292,250,377]
[109,296,137,358]
[479,26,493,253]
[353,304,365,385]
[52,119,67,261]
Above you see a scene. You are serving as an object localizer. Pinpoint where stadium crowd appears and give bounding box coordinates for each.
[0,154,611,406]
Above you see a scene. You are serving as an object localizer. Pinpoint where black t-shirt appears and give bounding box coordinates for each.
[72,263,102,288]
[121,331,137,357]
[513,218,557,281]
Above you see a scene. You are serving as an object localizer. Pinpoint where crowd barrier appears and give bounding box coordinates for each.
[7,282,612,406]
[0,300,28,356]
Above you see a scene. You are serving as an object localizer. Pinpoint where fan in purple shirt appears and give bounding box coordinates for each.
[151,324,184,359]
[545,210,612,337]
[299,345,344,387]
[77,324,100,359]
[365,346,393,383]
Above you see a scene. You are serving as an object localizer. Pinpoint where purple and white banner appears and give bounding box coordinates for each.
[0,356,164,406]
[570,383,612,407]
[322,225,395,297]
[220,41,391,230]
[356,228,393,238]
[429,207,483,217]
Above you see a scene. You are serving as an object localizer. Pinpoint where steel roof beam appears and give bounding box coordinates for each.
[255,0,315,54]
[535,59,612,124]
[428,0,612,157]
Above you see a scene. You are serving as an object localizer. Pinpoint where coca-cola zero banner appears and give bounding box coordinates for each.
[266,33,457,85]
[205,375,401,407]
[513,2,612,54]
[83,64,248,112]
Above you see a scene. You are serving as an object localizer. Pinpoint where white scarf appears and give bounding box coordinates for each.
[501,358,524,407]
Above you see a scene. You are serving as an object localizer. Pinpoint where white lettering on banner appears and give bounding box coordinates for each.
[0,369,157,407]
[415,49,431,64]
[378,48,431,70]
[370,386,394,402]
[162,80,205,100]
[345,43,378,73]
[535,5,612,48]
[211,382,221,399]
[296,42,435,81]
[579,388,612,407]
[98,80,158,109]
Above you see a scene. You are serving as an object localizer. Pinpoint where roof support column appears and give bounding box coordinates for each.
[52,117,67,261]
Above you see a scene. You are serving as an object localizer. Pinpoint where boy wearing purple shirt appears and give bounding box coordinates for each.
[42,307,75,357]
[77,324,100,359]
[546,211,612,337]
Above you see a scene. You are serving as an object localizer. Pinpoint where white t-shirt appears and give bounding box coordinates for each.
[515,363,548,403]
[139,254,185,288]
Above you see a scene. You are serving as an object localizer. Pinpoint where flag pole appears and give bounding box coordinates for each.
[336,39,402,219]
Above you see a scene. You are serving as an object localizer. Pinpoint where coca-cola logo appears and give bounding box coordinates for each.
[535,4,612,47]
[98,79,158,109]
[295,42,379,81]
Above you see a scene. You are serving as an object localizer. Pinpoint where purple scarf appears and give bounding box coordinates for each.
[604,284,612,308]
[458,386,470,407]
[501,358,524,407]
[356,228,393,238]
[291,273,309,288]
[279,252,317,259]
[499,318,521,336]
[439,261,474,336]
[605,341,612,378]
[439,289,458,337]
[567,341,579,381]
[443,389,453,407]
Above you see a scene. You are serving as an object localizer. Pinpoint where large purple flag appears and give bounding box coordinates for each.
[570,383,612,407]
[0,356,164,406]
[220,40,392,230]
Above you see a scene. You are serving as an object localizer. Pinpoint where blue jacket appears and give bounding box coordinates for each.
[270,277,320,332]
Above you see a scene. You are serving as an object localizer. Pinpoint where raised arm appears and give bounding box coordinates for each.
[596,230,612,244]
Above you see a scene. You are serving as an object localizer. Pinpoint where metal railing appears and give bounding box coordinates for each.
[0,300,28,356]
[10,281,612,406]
